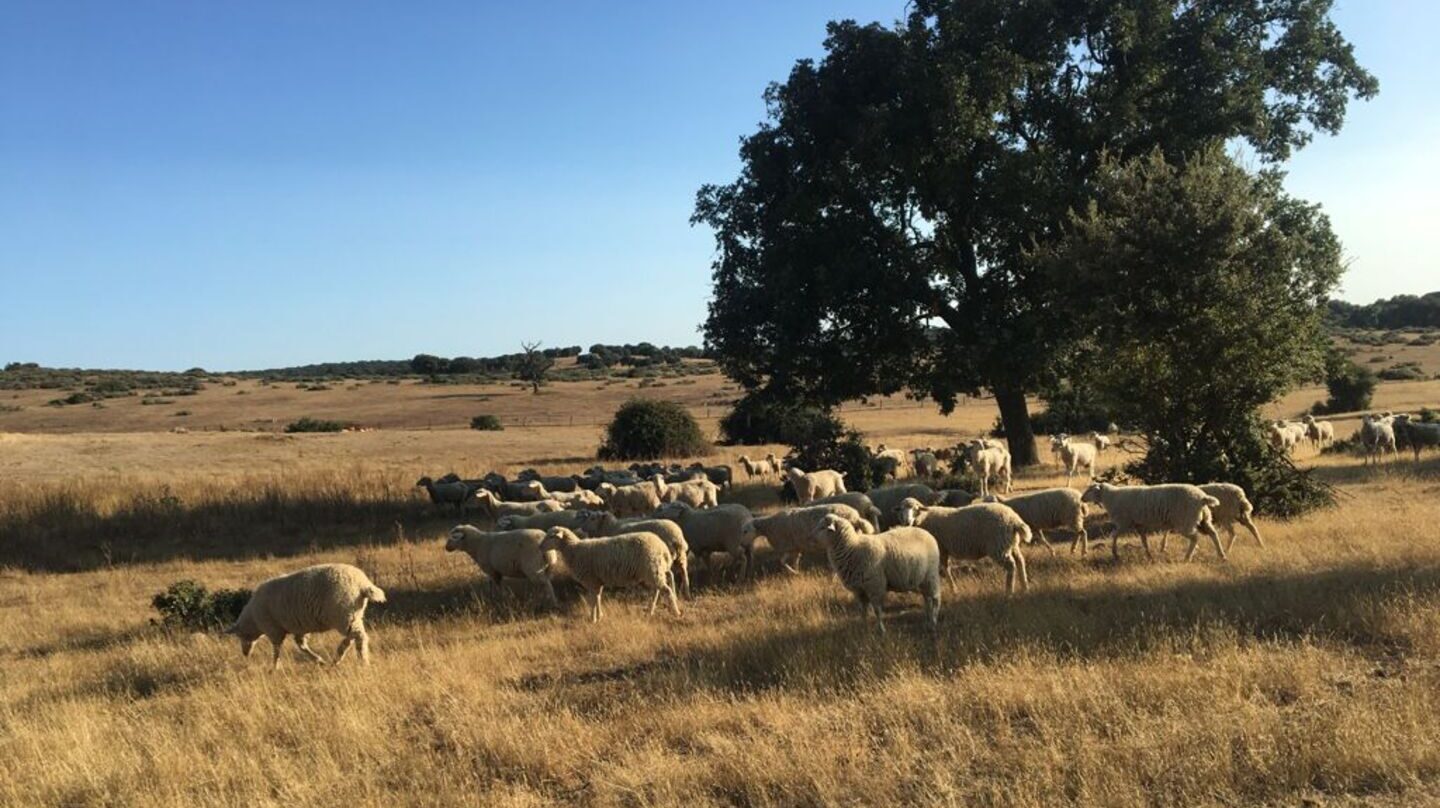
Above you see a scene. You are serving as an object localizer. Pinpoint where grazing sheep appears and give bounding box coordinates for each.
[1090,432,1111,452]
[578,467,642,490]
[470,490,564,521]
[743,503,875,573]
[737,454,778,480]
[1199,483,1263,552]
[866,483,942,529]
[505,479,551,502]
[1394,414,1440,461]
[963,441,1013,496]
[808,491,884,531]
[895,498,1031,594]
[574,511,692,599]
[935,489,978,507]
[652,501,756,579]
[653,474,720,509]
[1050,435,1098,486]
[910,449,942,478]
[983,487,1088,556]
[871,453,903,481]
[515,468,580,493]
[415,476,474,513]
[688,463,734,490]
[810,514,941,633]
[445,525,558,608]
[1081,482,1224,562]
[494,509,590,533]
[1267,421,1307,453]
[540,527,680,622]
[1301,414,1335,449]
[226,563,386,668]
[551,488,607,511]
[785,466,847,504]
[1360,414,1397,465]
[596,480,663,518]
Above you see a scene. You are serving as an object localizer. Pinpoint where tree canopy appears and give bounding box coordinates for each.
[695,0,1376,465]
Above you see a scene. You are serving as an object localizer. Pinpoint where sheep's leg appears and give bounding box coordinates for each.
[665,581,682,616]
[1240,515,1264,548]
[648,588,662,615]
[1073,525,1089,557]
[595,587,605,621]
[1222,524,1238,554]
[779,553,802,575]
[1138,530,1154,560]
[333,634,354,665]
[268,633,286,670]
[1109,525,1123,560]
[1000,554,1018,594]
[1160,533,1170,553]
[354,629,371,665]
[1013,550,1029,592]
[293,634,327,664]
[677,560,691,600]
[1200,521,1226,561]
[1034,529,1057,556]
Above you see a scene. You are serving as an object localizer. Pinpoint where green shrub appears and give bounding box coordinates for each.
[470,414,503,431]
[719,393,846,446]
[785,424,876,493]
[1312,355,1375,415]
[1025,383,1115,436]
[1377,362,1426,381]
[284,417,352,433]
[151,580,251,632]
[598,399,710,460]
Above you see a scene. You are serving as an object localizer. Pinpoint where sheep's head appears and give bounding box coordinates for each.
[654,500,690,520]
[810,514,853,548]
[445,525,477,552]
[1080,483,1108,504]
[894,497,928,527]
[495,516,517,530]
[415,476,433,488]
[539,526,580,552]
[786,466,805,479]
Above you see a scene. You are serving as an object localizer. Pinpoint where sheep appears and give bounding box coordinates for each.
[551,488,607,510]
[574,510,692,599]
[1394,414,1440,461]
[540,527,680,622]
[225,563,386,668]
[743,503,875,574]
[1301,414,1335,449]
[963,440,1012,496]
[466,473,551,502]
[809,514,941,632]
[736,454,778,480]
[1080,482,1224,562]
[784,466,847,504]
[470,489,564,521]
[866,483,942,529]
[982,487,1088,556]
[808,491,884,531]
[1090,432,1111,452]
[653,474,720,509]
[1267,421,1307,453]
[1198,483,1263,553]
[1359,414,1397,465]
[935,489,978,507]
[871,453,903,481]
[578,467,642,490]
[873,445,908,479]
[445,525,558,608]
[894,498,1031,593]
[415,476,474,513]
[910,449,942,479]
[596,479,663,518]
[515,468,580,493]
[1050,435,1098,486]
[652,501,756,579]
[688,463,734,490]
[494,508,591,533]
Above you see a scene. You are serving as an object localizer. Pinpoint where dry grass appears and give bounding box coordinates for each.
[3,382,1440,805]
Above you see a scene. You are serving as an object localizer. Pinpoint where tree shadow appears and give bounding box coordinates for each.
[1309,456,1440,486]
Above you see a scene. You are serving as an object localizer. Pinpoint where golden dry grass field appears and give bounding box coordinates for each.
[3,375,1440,806]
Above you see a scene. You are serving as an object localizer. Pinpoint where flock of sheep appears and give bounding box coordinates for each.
[223,430,1283,661]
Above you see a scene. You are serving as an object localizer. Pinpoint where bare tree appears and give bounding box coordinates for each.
[516,341,553,394]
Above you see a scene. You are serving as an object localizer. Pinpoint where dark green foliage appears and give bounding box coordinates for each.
[785,426,877,493]
[1377,362,1427,381]
[598,399,710,461]
[1315,353,1377,414]
[470,414,503,431]
[151,580,252,632]
[1328,292,1440,329]
[1042,147,1339,516]
[1028,383,1116,437]
[284,417,352,433]
[719,392,847,446]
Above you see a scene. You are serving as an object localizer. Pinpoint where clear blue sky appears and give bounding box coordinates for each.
[1,1,1433,371]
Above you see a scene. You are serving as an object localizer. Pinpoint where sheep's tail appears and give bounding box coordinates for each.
[1203,496,1221,509]
[365,585,387,604]
[1016,522,1033,546]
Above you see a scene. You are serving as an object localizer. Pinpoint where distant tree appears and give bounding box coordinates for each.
[1317,351,1377,414]
[447,356,480,374]
[695,0,1375,467]
[515,342,554,394]
[409,354,446,375]
[1040,146,1342,515]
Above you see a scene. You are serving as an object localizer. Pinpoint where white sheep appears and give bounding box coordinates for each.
[652,474,720,509]
[784,466,847,504]
[1301,414,1335,449]
[470,489,564,521]
[574,510,692,599]
[873,444,908,479]
[1359,414,1397,465]
[652,501,756,579]
[982,487,1088,556]
[910,449,942,478]
[866,483,941,529]
[809,514,941,632]
[550,488,607,510]
[743,503,875,574]
[1090,432,1111,452]
[808,491,884,531]
[895,498,1031,593]
[736,454,778,480]
[596,479,663,518]
[494,509,590,533]
[1081,482,1224,562]
[445,525,558,608]
[226,563,386,668]
[1050,435,1098,486]
[1198,483,1263,553]
[1394,414,1440,461]
[540,527,680,622]
[963,440,1012,496]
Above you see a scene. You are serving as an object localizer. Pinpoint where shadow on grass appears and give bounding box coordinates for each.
[1309,455,1440,487]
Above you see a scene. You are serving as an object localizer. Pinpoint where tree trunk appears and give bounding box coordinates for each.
[994,387,1039,467]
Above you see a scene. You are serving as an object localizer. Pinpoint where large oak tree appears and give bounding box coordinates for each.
[694,0,1375,465]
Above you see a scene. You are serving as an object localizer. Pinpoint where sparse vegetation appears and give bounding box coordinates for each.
[150,579,251,632]
[284,417,352,434]
[469,414,503,431]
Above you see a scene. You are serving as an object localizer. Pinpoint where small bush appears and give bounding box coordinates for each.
[1313,356,1375,415]
[1028,384,1116,436]
[1378,362,1426,381]
[598,399,710,460]
[141,397,174,405]
[470,414,504,431]
[284,417,351,433]
[172,410,191,417]
[720,393,846,446]
[151,580,251,632]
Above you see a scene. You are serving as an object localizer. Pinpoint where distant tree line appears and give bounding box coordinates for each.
[1328,292,1440,329]
[408,344,708,376]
